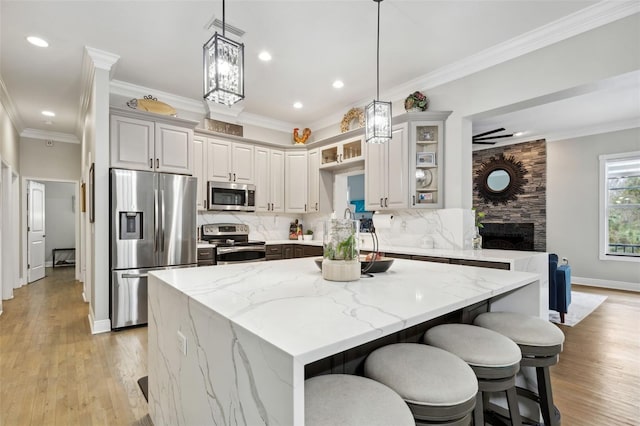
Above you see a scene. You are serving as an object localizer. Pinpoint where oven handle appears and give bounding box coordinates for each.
[216,246,267,255]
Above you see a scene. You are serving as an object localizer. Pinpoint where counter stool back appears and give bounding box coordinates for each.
[424,323,523,426]
[364,343,478,425]
[304,374,414,426]
[474,311,565,426]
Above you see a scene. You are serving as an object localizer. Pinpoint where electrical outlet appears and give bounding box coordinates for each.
[177,331,187,356]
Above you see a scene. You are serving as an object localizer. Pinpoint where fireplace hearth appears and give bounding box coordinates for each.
[480,223,534,251]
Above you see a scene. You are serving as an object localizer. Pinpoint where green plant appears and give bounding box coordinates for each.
[473,209,486,229]
[305,229,314,235]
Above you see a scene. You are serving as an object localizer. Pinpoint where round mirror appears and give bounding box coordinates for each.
[487,169,510,192]
[474,153,529,205]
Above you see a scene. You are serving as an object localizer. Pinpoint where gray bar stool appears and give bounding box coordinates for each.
[305,374,415,426]
[424,323,523,426]
[474,312,565,426]
[364,343,478,425]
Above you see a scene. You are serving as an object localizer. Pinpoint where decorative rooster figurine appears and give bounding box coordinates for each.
[293,127,312,144]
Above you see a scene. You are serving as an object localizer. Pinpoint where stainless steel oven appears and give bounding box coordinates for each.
[207,181,256,212]
[201,223,266,265]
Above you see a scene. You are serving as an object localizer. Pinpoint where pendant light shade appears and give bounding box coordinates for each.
[365,0,392,144]
[203,0,244,105]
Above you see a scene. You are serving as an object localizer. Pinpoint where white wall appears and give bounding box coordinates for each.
[44,182,76,265]
[548,128,640,290]
[19,139,80,180]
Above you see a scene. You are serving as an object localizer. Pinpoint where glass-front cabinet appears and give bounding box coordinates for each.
[320,138,363,169]
[408,112,451,209]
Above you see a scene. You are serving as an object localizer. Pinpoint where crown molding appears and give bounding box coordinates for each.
[21,128,80,144]
[385,1,640,104]
[0,76,25,134]
[545,117,640,143]
[236,111,296,133]
[84,47,120,75]
[313,1,640,131]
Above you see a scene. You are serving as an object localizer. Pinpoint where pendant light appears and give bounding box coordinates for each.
[365,0,392,144]
[203,0,245,106]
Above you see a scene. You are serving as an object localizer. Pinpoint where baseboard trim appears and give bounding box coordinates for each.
[573,276,639,293]
[82,292,88,303]
[88,309,111,334]
[45,261,53,268]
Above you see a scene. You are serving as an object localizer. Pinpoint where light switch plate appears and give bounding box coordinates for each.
[177,330,187,356]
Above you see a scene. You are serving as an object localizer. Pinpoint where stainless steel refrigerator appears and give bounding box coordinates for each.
[110,168,197,329]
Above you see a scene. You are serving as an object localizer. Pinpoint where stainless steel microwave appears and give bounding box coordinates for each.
[207,181,256,211]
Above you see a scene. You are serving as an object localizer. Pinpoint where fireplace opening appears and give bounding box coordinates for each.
[480,223,534,251]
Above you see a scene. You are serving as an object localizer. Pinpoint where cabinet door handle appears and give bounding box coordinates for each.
[412,195,416,206]
[304,204,307,212]
[339,154,343,163]
[228,173,232,181]
[315,202,318,211]
[233,173,236,182]
[150,158,153,169]
[156,158,159,168]
[385,197,388,207]
[380,198,383,207]
[204,199,208,209]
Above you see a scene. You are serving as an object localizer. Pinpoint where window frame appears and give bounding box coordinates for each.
[599,151,640,263]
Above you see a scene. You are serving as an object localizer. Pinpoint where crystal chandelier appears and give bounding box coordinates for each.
[203,0,244,106]
[365,0,392,144]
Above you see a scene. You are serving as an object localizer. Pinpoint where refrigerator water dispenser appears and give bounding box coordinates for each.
[120,212,143,240]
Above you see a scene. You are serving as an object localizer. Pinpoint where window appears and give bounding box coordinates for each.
[600,151,640,261]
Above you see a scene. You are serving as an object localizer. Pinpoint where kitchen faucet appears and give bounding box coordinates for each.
[344,207,354,219]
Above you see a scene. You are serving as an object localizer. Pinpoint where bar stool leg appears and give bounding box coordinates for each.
[474,392,484,426]
[537,366,558,426]
[505,386,522,426]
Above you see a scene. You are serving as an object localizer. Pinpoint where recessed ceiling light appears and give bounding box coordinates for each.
[513,131,525,137]
[41,110,55,117]
[27,36,49,47]
[258,51,272,61]
[332,80,344,89]
[293,102,303,109]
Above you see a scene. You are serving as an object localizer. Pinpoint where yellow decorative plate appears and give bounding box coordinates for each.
[127,96,177,116]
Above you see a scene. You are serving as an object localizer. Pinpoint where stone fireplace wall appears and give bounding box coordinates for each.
[472,140,547,251]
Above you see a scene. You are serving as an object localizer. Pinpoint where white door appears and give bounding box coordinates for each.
[28,181,46,283]
[270,149,285,212]
[254,147,271,212]
[284,151,308,213]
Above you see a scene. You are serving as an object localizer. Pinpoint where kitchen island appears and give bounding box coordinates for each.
[148,258,540,426]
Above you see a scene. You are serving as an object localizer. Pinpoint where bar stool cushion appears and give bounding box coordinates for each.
[473,312,565,348]
[424,324,521,368]
[305,374,414,426]
[364,343,478,407]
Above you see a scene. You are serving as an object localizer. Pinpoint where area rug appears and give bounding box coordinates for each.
[549,291,607,327]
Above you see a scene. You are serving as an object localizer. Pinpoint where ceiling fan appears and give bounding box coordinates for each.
[472,127,514,144]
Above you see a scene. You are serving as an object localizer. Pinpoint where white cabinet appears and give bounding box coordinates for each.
[206,139,254,184]
[407,112,450,209]
[110,112,194,175]
[365,123,408,211]
[307,149,320,212]
[285,150,308,213]
[193,135,207,211]
[255,147,285,212]
[319,138,363,169]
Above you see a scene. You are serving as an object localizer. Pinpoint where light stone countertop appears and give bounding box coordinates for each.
[151,258,538,364]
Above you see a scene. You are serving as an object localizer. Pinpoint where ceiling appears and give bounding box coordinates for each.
[1,1,638,145]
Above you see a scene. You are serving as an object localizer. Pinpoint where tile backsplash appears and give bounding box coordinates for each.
[199,208,476,249]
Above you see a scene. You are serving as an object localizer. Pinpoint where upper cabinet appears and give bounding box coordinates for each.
[255,146,285,212]
[206,139,254,184]
[193,135,207,211]
[110,109,196,175]
[285,150,308,213]
[365,123,408,211]
[407,112,451,209]
[319,137,363,169]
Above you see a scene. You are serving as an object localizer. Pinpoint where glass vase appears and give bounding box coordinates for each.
[472,227,483,250]
[322,218,360,281]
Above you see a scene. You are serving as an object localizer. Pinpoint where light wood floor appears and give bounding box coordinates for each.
[1,270,639,425]
[0,267,150,426]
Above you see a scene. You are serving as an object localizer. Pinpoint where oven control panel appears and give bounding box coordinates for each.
[202,223,249,237]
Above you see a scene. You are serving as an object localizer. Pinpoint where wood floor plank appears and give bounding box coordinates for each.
[1,269,638,425]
